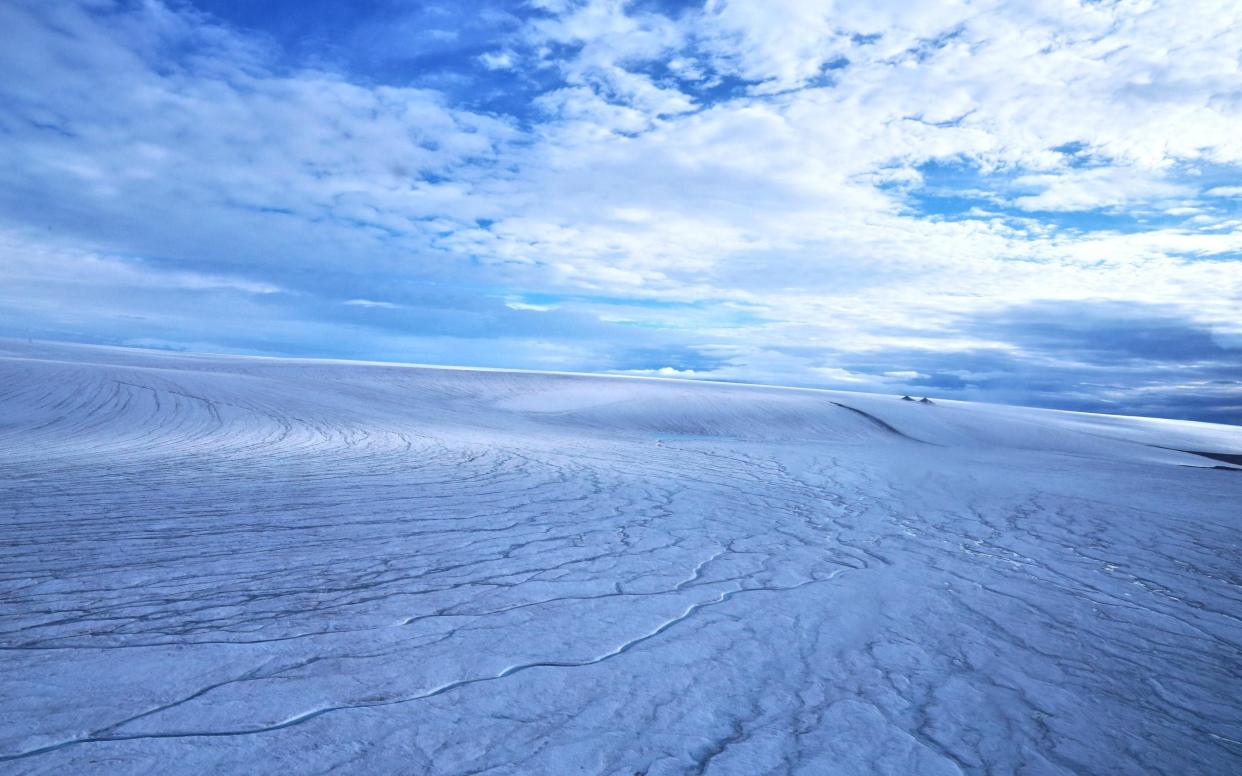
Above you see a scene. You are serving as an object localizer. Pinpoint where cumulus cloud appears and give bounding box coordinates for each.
[479,50,515,70]
[618,366,701,377]
[1011,168,1192,212]
[0,0,1240,421]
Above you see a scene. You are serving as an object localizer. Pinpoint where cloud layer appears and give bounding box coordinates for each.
[1,0,1240,422]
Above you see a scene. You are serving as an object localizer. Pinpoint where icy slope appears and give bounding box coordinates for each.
[0,340,1239,774]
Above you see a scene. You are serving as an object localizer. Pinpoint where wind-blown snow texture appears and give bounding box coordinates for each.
[1,340,1240,774]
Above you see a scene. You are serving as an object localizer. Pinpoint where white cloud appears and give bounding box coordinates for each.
[478,50,514,70]
[883,370,927,380]
[811,366,870,383]
[1,0,1240,412]
[343,299,399,309]
[619,366,699,377]
[0,231,282,295]
[1012,168,1192,212]
[504,300,555,312]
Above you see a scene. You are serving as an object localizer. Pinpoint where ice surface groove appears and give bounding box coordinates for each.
[0,578,842,763]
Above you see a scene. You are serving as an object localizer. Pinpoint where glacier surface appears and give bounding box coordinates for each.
[1,340,1240,774]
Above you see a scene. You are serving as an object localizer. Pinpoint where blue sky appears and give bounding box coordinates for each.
[1,0,1241,423]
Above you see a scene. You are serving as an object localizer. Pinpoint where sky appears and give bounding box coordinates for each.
[1,0,1241,424]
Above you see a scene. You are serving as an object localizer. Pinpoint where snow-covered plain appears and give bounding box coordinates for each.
[1,340,1240,775]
